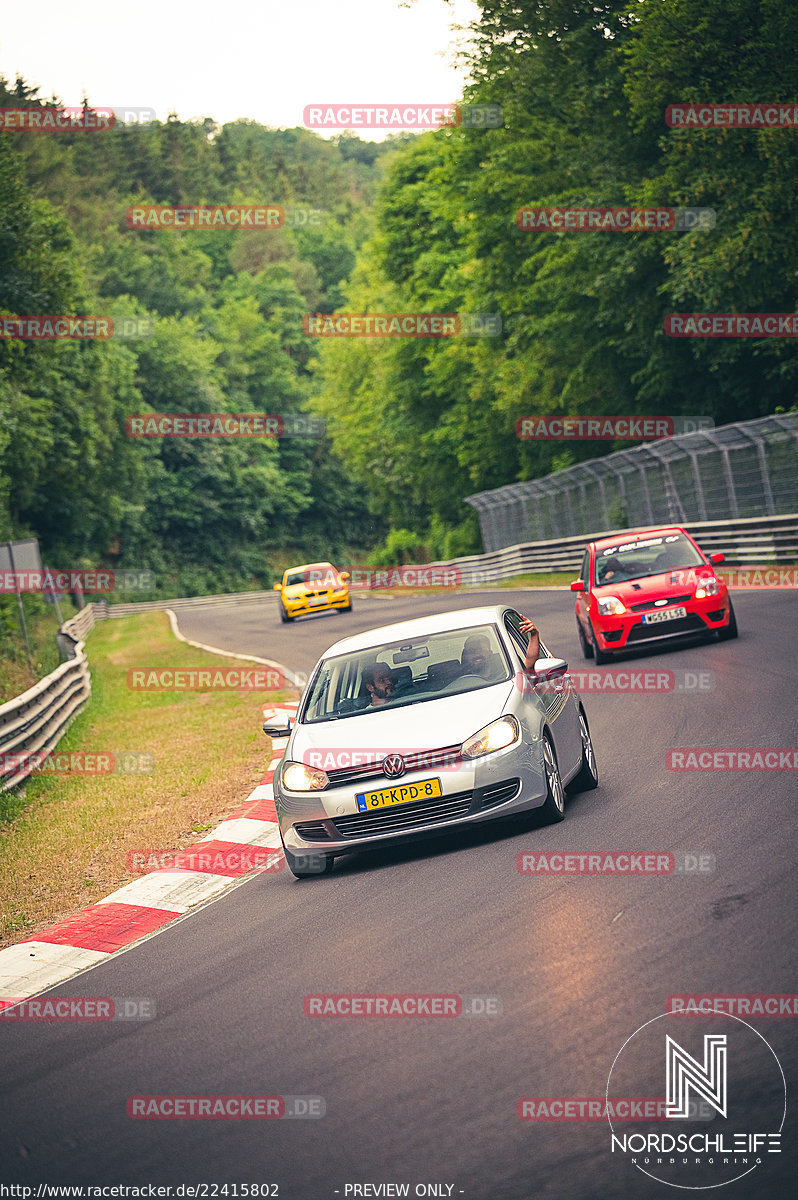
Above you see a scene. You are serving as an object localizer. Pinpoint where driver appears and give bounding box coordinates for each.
[600,554,622,583]
[362,663,413,707]
[362,663,396,706]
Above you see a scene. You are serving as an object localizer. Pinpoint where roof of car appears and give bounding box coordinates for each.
[317,605,516,657]
[592,525,687,551]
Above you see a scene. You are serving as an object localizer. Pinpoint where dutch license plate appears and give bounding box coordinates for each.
[641,606,688,624]
[356,777,443,812]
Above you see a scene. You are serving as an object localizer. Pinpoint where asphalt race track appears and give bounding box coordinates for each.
[1,588,796,1199]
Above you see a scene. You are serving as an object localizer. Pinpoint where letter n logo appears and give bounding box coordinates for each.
[666,1034,727,1118]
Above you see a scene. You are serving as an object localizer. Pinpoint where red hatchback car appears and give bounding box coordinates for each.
[571,526,738,663]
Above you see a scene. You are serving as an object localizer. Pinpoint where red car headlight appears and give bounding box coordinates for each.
[695,577,722,599]
[597,595,626,616]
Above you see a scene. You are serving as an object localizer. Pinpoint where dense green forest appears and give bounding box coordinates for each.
[311,0,798,555]
[0,83,407,595]
[2,0,797,598]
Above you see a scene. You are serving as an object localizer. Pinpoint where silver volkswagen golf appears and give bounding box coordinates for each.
[265,605,598,877]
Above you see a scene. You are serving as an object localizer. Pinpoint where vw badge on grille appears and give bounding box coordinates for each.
[383,754,405,778]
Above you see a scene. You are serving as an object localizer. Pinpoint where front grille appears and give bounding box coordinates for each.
[629,594,691,612]
[332,789,473,838]
[479,779,521,809]
[326,743,462,789]
[626,615,706,642]
[294,820,333,842]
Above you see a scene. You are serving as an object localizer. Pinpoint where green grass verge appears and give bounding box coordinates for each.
[0,595,82,703]
[0,611,295,947]
[493,572,576,588]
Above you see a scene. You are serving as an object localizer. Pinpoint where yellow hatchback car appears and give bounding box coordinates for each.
[273,562,352,623]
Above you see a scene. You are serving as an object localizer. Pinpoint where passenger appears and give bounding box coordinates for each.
[518,616,540,669]
[460,634,492,677]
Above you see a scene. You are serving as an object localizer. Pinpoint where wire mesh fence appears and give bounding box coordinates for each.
[465,413,798,552]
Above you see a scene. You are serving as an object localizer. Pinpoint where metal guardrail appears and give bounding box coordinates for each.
[101,591,270,618]
[0,607,94,794]
[429,514,798,585]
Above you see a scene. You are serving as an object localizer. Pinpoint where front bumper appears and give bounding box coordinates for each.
[284,592,350,617]
[593,595,732,650]
[276,748,546,858]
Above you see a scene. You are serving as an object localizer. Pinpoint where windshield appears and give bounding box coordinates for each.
[594,533,704,585]
[285,563,335,587]
[302,624,511,723]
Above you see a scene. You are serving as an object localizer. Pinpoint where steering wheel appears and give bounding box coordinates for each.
[440,672,483,692]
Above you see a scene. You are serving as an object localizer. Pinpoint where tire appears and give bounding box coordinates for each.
[568,707,599,793]
[589,622,611,664]
[280,605,293,624]
[716,598,738,641]
[577,619,593,659]
[538,733,566,824]
[282,842,334,878]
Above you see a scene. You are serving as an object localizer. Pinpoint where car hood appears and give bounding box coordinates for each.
[284,581,341,596]
[290,681,515,758]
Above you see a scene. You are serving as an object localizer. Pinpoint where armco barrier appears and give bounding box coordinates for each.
[0,606,94,793]
[425,513,798,585]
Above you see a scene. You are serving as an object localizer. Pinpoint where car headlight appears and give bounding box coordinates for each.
[597,595,626,616]
[461,715,520,760]
[282,761,329,791]
[695,576,721,599]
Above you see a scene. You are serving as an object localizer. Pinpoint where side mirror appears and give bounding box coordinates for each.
[272,582,282,591]
[570,579,585,592]
[262,714,294,738]
[533,657,568,680]
[339,571,350,582]
[710,552,725,565]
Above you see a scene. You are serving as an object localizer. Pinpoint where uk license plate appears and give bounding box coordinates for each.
[641,606,688,624]
[307,596,327,606]
[356,777,443,812]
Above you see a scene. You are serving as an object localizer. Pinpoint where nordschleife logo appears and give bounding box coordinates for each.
[606,1011,785,1189]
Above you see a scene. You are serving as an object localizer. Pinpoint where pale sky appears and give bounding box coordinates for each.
[0,0,481,139]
